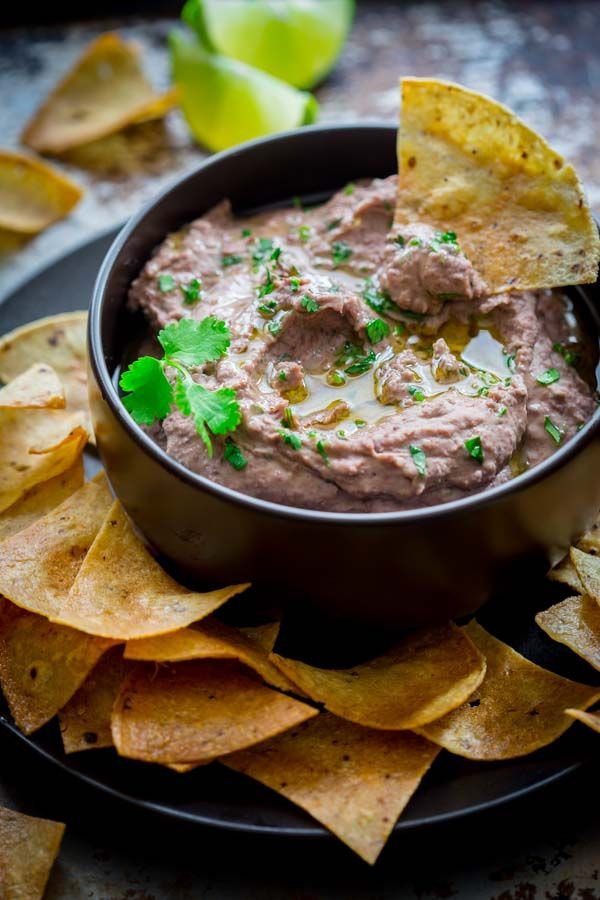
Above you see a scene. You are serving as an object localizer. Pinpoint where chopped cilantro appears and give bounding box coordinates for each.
[258,299,277,317]
[180,278,202,305]
[362,280,399,316]
[327,370,346,386]
[366,319,390,344]
[223,438,247,471]
[409,444,427,477]
[536,368,561,386]
[257,267,274,299]
[278,371,287,382]
[300,295,320,313]
[252,237,275,268]
[267,320,282,337]
[241,228,252,238]
[544,416,563,444]
[476,386,490,397]
[498,406,507,417]
[343,182,355,195]
[465,436,484,464]
[394,235,405,247]
[221,254,243,268]
[394,323,406,337]
[354,419,366,428]
[345,351,376,376]
[279,430,302,450]
[298,225,311,242]
[505,353,516,373]
[316,440,329,464]
[332,240,352,266]
[408,238,422,248]
[289,276,301,292]
[158,273,176,293]
[553,342,579,367]
[336,430,347,440]
[326,218,342,231]
[270,246,282,263]
[408,385,425,402]
[119,317,239,458]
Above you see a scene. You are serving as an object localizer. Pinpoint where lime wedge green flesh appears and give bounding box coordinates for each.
[189,0,354,90]
[170,31,319,153]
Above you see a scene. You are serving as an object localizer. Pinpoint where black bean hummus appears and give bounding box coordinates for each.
[128,176,597,512]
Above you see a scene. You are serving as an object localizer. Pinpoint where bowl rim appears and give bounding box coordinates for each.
[89,122,600,527]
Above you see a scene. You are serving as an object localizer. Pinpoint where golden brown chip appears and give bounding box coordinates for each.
[565,708,600,733]
[224,713,439,865]
[239,621,281,654]
[111,660,318,765]
[0,804,64,899]
[417,620,600,760]
[0,409,87,514]
[0,476,113,618]
[0,459,83,542]
[0,364,65,410]
[578,516,600,555]
[124,617,295,692]
[0,313,90,436]
[396,78,600,291]
[548,554,583,593]
[61,501,249,639]
[571,547,600,600]
[0,600,116,735]
[536,595,600,671]
[59,646,129,753]
[269,622,485,730]
[0,150,82,234]
[21,33,177,154]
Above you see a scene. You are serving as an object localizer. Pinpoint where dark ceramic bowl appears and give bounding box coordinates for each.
[88,124,600,631]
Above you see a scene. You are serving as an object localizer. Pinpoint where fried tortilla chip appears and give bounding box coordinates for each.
[62,501,249,639]
[571,547,600,600]
[0,477,113,617]
[0,409,87,514]
[396,78,600,292]
[0,600,115,734]
[548,554,584,593]
[21,33,177,154]
[0,459,83,542]
[111,660,318,765]
[223,713,439,865]
[0,313,90,436]
[0,364,65,410]
[269,622,485,730]
[0,804,64,899]
[578,516,600,555]
[417,620,600,759]
[124,617,295,692]
[566,708,600,734]
[59,647,129,753]
[536,595,600,671]
[0,150,82,234]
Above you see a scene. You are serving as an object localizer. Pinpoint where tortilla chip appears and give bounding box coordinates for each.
[0,363,65,410]
[0,476,113,620]
[0,600,115,735]
[21,33,177,154]
[565,708,600,734]
[0,150,82,235]
[396,78,600,292]
[124,617,295,692]
[0,804,64,899]
[223,713,439,865]
[239,621,281,654]
[111,660,318,765]
[536,595,600,671]
[548,554,583,593]
[0,409,87,514]
[578,516,600,555]
[59,646,129,753]
[269,622,485,730]
[0,459,83,542]
[0,312,90,436]
[417,620,600,760]
[61,501,249,639]
[571,547,600,600]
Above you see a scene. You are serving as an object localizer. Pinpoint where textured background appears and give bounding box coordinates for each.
[1,1,600,896]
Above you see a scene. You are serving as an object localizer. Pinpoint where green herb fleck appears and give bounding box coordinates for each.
[408,385,425,402]
[366,319,390,344]
[332,240,352,267]
[354,419,366,428]
[394,235,405,247]
[505,353,516,373]
[221,254,243,268]
[158,273,176,293]
[300,295,319,313]
[544,416,563,444]
[258,299,277,317]
[252,237,275,269]
[278,371,287,382]
[223,438,247,471]
[279,430,302,450]
[536,368,561,386]
[343,182,355,195]
[257,267,274,299]
[241,228,252,238]
[270,246,282,263]
[326,218,342,231]
[267,320,282,337]
[498,406,507,417]
[289,276,301,292]
[298,225,311,243]
[345,351,376,376]
[553,342,579,367]
[316,440,329,464]
[409,444,427,478]
[180,278,202,305]
[408,238,422,248]
[465,436,484,464]
[337,430,347,440]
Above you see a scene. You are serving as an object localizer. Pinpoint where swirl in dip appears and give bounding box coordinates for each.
[128,176,597,512]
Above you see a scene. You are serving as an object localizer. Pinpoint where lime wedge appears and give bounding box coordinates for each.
[170,31,318,152]
[182,0,354,89]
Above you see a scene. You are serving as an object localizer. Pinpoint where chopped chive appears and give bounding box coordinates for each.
[316,440,329,464]
[536,368,560,386]
[544,416,563,444]
[279,430,302,450]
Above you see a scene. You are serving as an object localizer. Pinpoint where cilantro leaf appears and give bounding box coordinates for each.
[224,438,247,470]
[366,319,390,344]
[158,317,231,367]
[332,240,352,266]
[222,254,243,268]
[174,378,241,456]
[300,295,319,313]
[180,278,202,305]
[158,273,176,293]
[409,444,427,477]
[465,436,484,463]
[119,357,173,426]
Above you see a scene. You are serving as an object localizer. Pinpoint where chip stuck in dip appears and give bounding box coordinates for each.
[120,79,600,513]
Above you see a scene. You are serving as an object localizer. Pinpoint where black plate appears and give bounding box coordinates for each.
[0,227,597,840]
